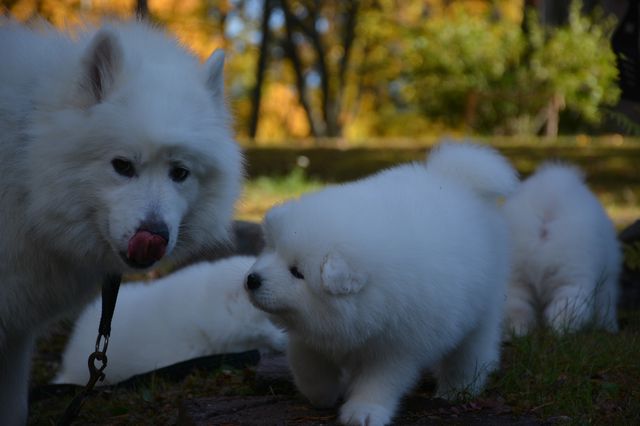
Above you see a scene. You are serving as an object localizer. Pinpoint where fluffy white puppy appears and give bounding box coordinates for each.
[54,256,286,385]
[503,164,621,336]
[245,142,517,426]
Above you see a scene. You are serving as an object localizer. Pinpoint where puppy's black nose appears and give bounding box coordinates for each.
[246,273,262,290]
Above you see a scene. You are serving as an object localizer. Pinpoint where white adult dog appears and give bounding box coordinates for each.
[245,142,517,426]
[503,164,620,336]
[54,256,286,385]
[0,21,242,423]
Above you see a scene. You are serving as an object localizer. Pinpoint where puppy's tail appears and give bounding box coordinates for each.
[426,141,518,201]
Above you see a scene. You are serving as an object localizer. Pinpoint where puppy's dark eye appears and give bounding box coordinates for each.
[169,165,190,182]
[111,158,135,178]
[289,266,304,280]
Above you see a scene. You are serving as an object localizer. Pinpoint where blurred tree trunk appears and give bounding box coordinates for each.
[2,0,20,16]
[135,0,149,21]
[522,0,539,34]
[523,0,597,137]
[281,0,320,136]
[464,90,479,130]
[524,0,600,30]
[249,0,274,138]
[281,0,331,136]
[545,93,564,138]
[279,0,359,138]
[331,0,359,137]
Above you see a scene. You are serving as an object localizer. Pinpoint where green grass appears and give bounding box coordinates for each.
[237,169,638,229]
[490,311,640,423]
[30,368,261,425]
[31,314,640,424]
[240,143,640,227]
[236,167,324,222]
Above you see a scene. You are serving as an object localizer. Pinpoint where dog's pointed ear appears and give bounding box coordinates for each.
[83,28,123,103]
[204,49,225,98]
[321,252,367,295]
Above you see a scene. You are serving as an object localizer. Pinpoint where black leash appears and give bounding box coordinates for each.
[57,273,122,426]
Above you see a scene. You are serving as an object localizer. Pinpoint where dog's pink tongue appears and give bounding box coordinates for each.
[127,231,167,266]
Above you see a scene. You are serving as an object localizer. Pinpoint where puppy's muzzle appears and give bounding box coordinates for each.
[246,272,262,290]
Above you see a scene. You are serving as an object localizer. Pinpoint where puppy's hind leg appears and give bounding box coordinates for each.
[434,308,502,400]
[544,283,594,334]
[288,339,343,408]
[504,283,536,338]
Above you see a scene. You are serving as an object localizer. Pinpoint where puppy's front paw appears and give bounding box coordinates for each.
[339,400,392,426]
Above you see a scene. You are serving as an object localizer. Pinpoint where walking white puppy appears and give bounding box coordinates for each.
[503,164,621,335]
[0,21,242,423]
[54,256,286,385]
[245,142,517,426]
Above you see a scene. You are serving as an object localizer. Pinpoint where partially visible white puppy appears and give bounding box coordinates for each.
[245,142,517,426]
[54,256,286,385]
[503,164,621,336]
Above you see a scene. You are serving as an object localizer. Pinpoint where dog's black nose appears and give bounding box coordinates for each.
[246,273,262,290]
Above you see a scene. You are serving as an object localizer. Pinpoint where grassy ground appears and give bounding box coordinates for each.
[29,143,640,424]
[492,311,640,423]
[235,168,324,223]
[29,313,640,424]
[239,141,640,228]
[235,166,638,228]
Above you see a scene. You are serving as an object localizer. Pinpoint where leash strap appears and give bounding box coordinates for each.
[57,274,121,426]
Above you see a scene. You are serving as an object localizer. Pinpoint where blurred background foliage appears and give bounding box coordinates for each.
[0,0,628,144]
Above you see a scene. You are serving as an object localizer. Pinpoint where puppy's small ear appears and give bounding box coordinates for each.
[204,48,225,98]
[321,252,367,295]
[83,29,123,103]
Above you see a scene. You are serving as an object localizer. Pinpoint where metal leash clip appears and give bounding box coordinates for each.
[57,275,121,426]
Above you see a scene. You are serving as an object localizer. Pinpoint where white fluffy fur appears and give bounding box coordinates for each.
[503,164,621,336]
[0,21,242,423]
[246,142,517,426]
[54,256,286,385]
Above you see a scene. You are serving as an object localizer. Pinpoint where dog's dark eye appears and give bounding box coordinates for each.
[111,158,135,178]
[169,166,190,183]
[289,266,304,280]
